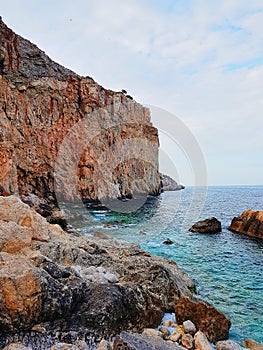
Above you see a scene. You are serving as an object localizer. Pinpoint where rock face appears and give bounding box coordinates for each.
[228,210,263,239]
[175,297,231,342]
[0,195,194,349]
[0,19,160,202]
[160,174,184,191]
[189,217,222,234]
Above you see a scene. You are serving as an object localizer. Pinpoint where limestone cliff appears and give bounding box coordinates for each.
[0,19,160,202]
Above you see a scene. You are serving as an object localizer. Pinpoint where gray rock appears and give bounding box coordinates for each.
[216,340,242,350]
[183,320,196,335]
[113,331,186,350]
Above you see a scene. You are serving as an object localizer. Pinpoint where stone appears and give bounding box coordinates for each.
[194,331,213,350]
[163,238,174,245]
[244,339,263,350]
[183,320,196,335]
[159,327,171,339]
[169,326,183,342]
[113,331,186,350]
[216,340,242,350]
[0,19,160,202]
[96,340,112,350]
[175,297,231,342]
[189,217,221,233]
[182,334,194,349]
[142,328,162,338]
[229,210,263,239]
[0,195,195,345]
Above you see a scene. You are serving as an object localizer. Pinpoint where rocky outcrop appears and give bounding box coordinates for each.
[189,218,222,234]
[160,174,184,191]
[0,195,195,349]
[228,210,263,239]
[175,297,231,342]
[0,19,160,202]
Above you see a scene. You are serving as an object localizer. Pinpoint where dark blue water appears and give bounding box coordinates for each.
[75,186,263,344]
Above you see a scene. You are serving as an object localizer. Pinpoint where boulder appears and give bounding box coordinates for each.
[229,210,263,239]
[216,340,242,350]
[194,331,213,350]
[244,339,263,350]
[189,217,221,234]
[175,297,231,342]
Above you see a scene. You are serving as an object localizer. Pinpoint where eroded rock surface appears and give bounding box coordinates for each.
[229,210,263,239]
[0,19,160,202]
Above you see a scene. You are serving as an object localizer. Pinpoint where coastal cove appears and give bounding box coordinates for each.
[74,185,263,344]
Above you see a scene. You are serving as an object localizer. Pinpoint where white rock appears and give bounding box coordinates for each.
[183,320,197,335]
[194,331,213,350]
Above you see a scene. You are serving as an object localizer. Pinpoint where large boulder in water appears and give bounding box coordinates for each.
[189,217,222,234]
[175,297,231,343]
[228,210,263,239]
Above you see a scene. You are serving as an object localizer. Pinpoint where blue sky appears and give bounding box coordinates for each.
[1,0,263,185]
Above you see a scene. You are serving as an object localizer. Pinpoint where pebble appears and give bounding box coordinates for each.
[169,326,183,342]
[183,320,196,335]
[162,320,176,327]
[159,327,171,339]
[182,334,194,349]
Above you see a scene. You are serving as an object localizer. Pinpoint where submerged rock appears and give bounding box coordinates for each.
[0,195,195,348]
[189,217,222,234]
[229,210,263,239]
[175,297,231,342]
[162,238,174,245]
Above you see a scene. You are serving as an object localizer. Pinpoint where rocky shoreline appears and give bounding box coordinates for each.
[0,195,232,350]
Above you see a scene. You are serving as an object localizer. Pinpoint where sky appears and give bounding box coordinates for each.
[1,0,263,186]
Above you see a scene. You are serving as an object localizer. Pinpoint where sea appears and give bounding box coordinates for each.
[66,186,263,344]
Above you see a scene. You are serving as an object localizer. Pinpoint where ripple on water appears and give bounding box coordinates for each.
[78,186,263,344]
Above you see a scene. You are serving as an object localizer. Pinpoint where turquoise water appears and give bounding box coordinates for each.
[73,186,263,344]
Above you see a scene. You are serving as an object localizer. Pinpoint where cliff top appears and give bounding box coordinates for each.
[0,18,90,82]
